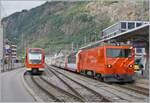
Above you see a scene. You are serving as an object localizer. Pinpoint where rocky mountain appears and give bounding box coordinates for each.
[1,0,149,55]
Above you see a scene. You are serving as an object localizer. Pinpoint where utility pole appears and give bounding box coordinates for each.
[71,42,74,52]
[0,16,3,72]
[0,1,2,100]
[84,36,86,45]
[76,43,78,51]
[142,0,144,21]
[94,32,97,42]
[2,23,5,72]
[0,1,3,72]
[21,33,24,60]
[10,43,12,70]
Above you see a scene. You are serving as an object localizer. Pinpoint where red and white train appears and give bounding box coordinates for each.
[25,48,45,74]
[52,45,135,82]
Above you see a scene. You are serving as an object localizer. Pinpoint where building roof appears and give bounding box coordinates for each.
[80,23,149,50]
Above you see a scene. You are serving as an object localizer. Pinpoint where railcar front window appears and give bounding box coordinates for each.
[28,53,42,64]
[106,48,132,58]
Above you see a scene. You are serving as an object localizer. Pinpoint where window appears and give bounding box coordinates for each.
[136,48,142,53]
[128,22,135,29]
[28,54,42,64]
[28,49,42,64]
[121,22,126,29]
[106,48,132,58]
[136,23,142,27]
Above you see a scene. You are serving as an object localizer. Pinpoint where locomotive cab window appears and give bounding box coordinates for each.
[106,48,132,58]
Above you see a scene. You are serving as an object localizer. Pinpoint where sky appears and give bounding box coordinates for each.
[1,0,47,18]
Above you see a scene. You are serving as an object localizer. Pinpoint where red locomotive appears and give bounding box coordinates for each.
[53,45,135,82]
[76,45,135,82]
[25,48,45,74]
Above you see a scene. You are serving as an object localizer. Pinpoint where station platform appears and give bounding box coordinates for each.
[133,70,149,89]
[135,78,149,84]
[133,78,149,90]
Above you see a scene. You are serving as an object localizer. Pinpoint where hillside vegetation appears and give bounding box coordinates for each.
[1,0,149,55]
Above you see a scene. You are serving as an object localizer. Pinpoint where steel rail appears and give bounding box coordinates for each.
[47,65,111,102]
[24,74,61,102]
[49,65,148,101]
[51,65,149,96]
[40,76,84,102]
[46,68,85,101]
[115,84,149,96]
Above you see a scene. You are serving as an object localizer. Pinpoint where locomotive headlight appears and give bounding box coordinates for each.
[107,64,112,68]
[129,64,133,68]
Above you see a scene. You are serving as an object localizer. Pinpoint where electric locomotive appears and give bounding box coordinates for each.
[77,45,135,82]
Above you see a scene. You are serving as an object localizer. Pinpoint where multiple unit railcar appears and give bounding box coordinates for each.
[25,48,45,74]
[52,45,135,82]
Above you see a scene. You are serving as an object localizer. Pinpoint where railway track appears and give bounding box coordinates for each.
[24,73,61,102]
[46,65,111,102]
[52,65,149,96]
[115,83,149,96]
[24,72,84,102]
[49,65,148,102]
[23,64,148,102]
[30,76,61,102]
[45,68,85,101]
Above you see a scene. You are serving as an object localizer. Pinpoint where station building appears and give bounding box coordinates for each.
[4,39,17,63]
[101,21,148,39]
[11,44,17,58]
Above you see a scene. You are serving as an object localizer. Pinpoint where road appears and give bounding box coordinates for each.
[0,68,35,102]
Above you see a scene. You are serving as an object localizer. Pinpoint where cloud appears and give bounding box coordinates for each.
[1,0,47,18]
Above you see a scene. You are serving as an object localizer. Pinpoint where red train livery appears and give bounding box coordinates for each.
[53,45,135,82]
[76,45,135,82]
[25,48,45,73]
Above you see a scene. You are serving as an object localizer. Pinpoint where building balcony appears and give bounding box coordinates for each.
[11,48,17,51]
[11,45,17,47]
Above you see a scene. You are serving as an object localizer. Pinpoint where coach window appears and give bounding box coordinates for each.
[128,22,135,29]
[121,22,126,29]
[136,23,142,27]
[136,48,142,53]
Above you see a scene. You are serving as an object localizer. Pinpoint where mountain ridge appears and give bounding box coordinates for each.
[2,0,148,55]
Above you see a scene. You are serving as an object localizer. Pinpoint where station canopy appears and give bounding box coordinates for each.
[80,23,149,50]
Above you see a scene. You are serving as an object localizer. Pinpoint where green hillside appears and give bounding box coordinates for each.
[1,0,149,55]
